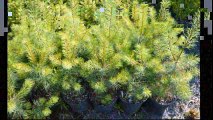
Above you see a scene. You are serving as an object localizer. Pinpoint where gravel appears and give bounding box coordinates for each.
[162,77,200,119]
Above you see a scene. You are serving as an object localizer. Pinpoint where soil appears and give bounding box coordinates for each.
[48,105,75,120]
[29,88,52,103]
[63,91,88,104]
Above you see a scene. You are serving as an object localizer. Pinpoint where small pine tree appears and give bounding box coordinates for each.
[79,0,97,27]
[8,69,59,119]
[81,0,200,102]
[80,0,136,104]
[8,1,92,118]
[8,2,67,119]
[8,69,35,118]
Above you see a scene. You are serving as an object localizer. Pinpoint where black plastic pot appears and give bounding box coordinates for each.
[141,98,175,118]
[93,97,118,114]
[62,95,91,113]
[119,98,146,116]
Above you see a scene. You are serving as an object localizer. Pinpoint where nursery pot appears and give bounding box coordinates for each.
[119,97,146,116]
[62,94,91,113]
[93,97,118,114]
[141,98,176,118]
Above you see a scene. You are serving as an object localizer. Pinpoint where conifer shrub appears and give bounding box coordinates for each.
[79,0,135,105]
[8,2,84,119]
[8,0,200,118]
[8,68,59,119]
[81,0,200,103]
[138,0,200,20]
[134,0,200,100]
[170,0,200,20]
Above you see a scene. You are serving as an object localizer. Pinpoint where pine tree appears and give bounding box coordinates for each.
[8,69,35,118]
[79,0,136,104]
[79,0,97,27]
[8,1,92,118]
[80,0,200,102]
[8,1,66,119]
[8,68,59,119]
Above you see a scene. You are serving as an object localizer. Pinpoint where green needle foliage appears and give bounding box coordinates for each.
[8,0,200,118]
[8,1,68,119]
[138,0,200,20]
[170,0,200,20]
[8,69,59,119]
